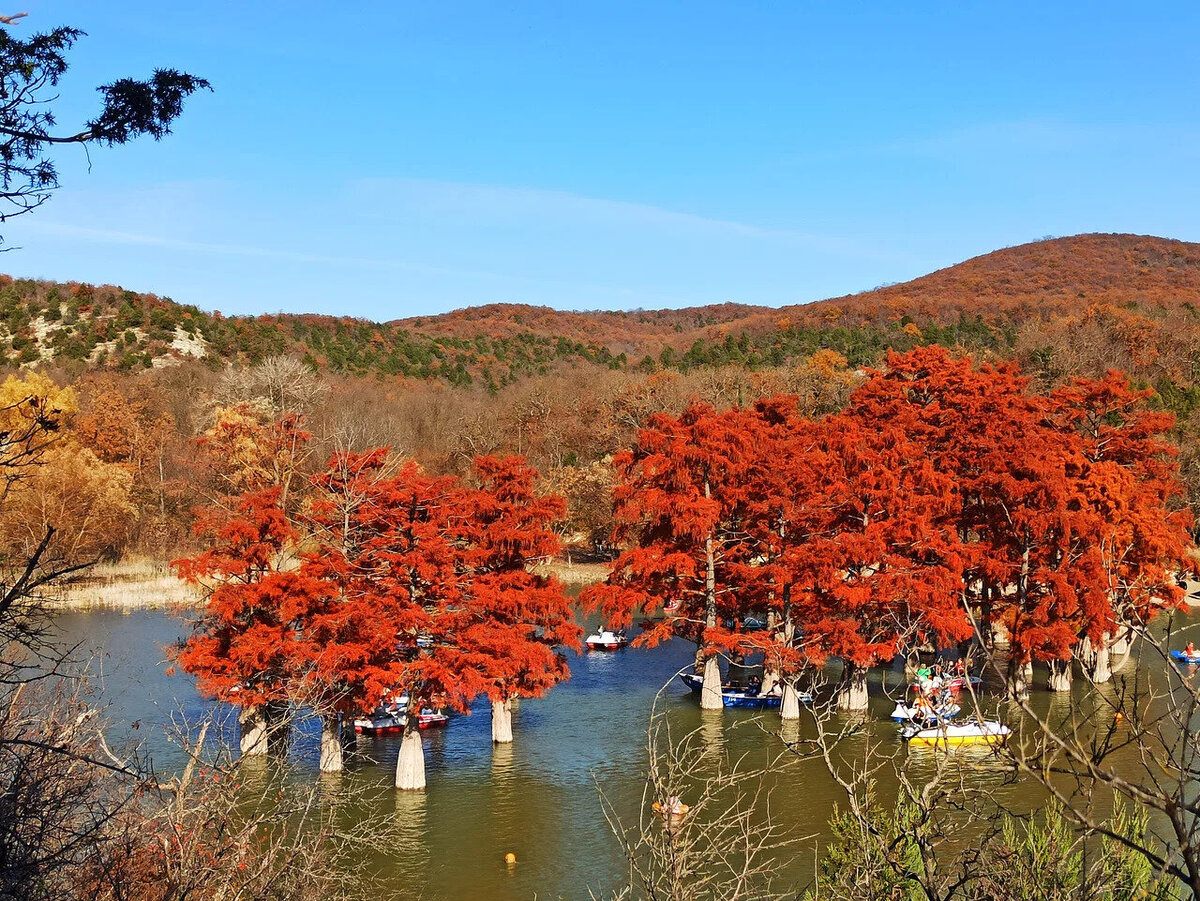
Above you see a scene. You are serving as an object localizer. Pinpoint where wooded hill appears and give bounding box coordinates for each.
[6,233,1200,389]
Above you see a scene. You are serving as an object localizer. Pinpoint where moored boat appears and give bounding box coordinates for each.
[585,628,628,650]
[902,718,1010,746]
[678,673,809,708]
[354,706,449,734]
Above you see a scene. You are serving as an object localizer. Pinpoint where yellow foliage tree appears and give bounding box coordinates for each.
[0,444,136,562]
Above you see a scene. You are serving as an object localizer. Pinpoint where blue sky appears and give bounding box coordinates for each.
[4,1,1199,319]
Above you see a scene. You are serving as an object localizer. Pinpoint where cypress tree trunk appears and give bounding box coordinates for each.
[761,664,780,696]
[264,700,291,758]
[781,682,802,721]
[837,662,868,711]
[395,718,426,790]
[1006,655,1030,701]
[700,656,723,710]
[698,476,723,711]
[239,705,268,757]
[1079,634,1112,684]
[1046,658,1072,692]
[1110,626,1132,668]
[491,698,513,744]
[319,714,343,773]
[340,717,358,757]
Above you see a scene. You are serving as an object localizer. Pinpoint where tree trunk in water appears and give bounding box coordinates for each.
[1006,656,1030,701]
[837,663,868,711]
[1110,626,1132,668]
[700,656,723,710]
[341,717,358,750]
[762,665,780,696]
[1079,634,1112,683]
[1046,658,1072,692]
[395,719,426,790]
[781,682,802,721]
[239,705,268,757]
[264,701,291,758]
[320,714,343,773]
[1084,633,1108,681]
[491,698,513,744]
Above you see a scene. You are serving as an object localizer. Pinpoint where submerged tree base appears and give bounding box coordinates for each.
[700,656,723,710]
[395,725,426,790]
[492,698,513,744]
[837,663,868,711]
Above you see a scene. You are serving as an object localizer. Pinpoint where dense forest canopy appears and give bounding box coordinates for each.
[0,233,1194,388]
[5,232,1200,568]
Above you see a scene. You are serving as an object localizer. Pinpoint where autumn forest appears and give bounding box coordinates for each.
[6,232,1200,575]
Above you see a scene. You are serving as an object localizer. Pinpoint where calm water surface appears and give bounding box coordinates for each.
[52,607,1182,900]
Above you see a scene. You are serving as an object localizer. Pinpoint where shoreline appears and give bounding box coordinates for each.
[49,557,610,612]
[49,559,202,612]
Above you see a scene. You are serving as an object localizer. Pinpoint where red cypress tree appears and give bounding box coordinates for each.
[581,401,760,709]
[1048,371,1193,678]
[173,488,318,754]
[298,452,576,786]
[851,347,1112,695]
[458,455,580,743]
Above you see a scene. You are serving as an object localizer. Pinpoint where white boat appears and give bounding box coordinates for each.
[585,628,628,650]
[902,718,1010,746]
[891,700,961,723]
[354,707,448,734]
[353,695,448,733]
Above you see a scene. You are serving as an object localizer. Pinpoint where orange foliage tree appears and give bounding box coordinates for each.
[581,401,761,709]
[178,443,575,787]
[173,488,310,756]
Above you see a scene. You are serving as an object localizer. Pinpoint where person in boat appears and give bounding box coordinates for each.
[1187,642,1197,658]
[954,658,967,676]
[747,676,762,696]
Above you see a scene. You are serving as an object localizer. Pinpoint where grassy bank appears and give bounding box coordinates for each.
[49,557,606,612]
[52,559,201,612]
[534,559,609,586]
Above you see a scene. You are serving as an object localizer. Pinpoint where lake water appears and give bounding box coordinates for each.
[50,607,1174,900]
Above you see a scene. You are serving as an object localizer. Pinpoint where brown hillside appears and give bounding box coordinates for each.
[779,233,1200,330]
[394,234,1200,350]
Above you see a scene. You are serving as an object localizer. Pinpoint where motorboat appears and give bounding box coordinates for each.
[902,718,1010,746]
[585,628,628,650]
[354,702,448,734]
[678,673,810,708]
[891,700,961,723]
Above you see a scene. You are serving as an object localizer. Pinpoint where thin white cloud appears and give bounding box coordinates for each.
[350,176,913,264]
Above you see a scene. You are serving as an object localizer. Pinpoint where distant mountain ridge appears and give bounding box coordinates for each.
[397,233,1200,338]
[2,233,1197,383]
